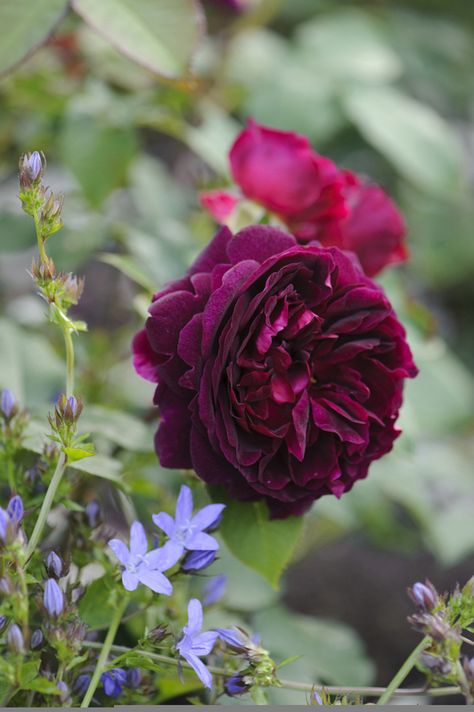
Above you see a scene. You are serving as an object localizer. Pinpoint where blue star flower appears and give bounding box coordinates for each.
[153,486,225,562]
[108,521,180,595]
[177,599,218,690]
[101,669,127,698]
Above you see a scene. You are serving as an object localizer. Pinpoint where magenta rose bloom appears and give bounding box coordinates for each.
[200,120,408,278]
[133,225,417,518]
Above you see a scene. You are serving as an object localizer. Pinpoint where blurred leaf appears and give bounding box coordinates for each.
[70,454,127,490]
[253,606,374,704]
[185,102,241,175]
[79,406,154,452]
[99,253,155,293]
[0,0,69,76]
[343,86,464,197]
[79,575,116,627]
[296,9,402,82]
[72,0,204,79]
[210,490,303,589]
[0,319,64,407]
[0,213,35,253]
[59,116,138,208]
[63,445,95,462]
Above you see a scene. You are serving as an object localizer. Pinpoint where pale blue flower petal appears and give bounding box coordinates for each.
[175,485,193,526]
[189,631,219,656]
[190,504,225,532]
[185,531,219,552]
[108,539,130,566]
[152,512,175,538]
[145,541,182,571]
[130,521,148,557]
[183,652,213,690]
[185,598,203,636]
[137,568,172,596]
[122,570,139,591]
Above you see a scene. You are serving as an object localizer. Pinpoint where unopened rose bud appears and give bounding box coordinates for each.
[31,629,44,649]
[46,551,63,578]
[1,389,17,420]
[408,581,438,612]
[7,623,25,653]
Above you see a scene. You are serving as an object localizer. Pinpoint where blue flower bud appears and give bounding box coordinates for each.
[1,389,16,420]
[203,574,227,606]
[7,496,23,525]
[26,152,43,182]
[44,578,64,617]
[74,674,91,696]
[101,669,127,698]
[182,549,216,572]
[67,396,78,419]
[7,623,24,653]
[126,668,141,689]
[85,500,100,528]
[57,681,69,701]
[0,577,12,594]
[0,616,8,633]
[313,691,323,705]
[46,551,63,578]
[408,581,438,612]
[31,629,44,649]
[225,674,249,696]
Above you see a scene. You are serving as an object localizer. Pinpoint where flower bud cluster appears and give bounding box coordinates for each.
[218,627,278,695]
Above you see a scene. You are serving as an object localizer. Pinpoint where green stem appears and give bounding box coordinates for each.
[80,596,129,708]
[63,326,74,398]
[81,640,460,699]
[377,635,429,704]
[33,212,47,265]
[25,452,68,563]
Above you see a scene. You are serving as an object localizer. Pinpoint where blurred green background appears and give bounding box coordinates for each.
[1,0,473,703]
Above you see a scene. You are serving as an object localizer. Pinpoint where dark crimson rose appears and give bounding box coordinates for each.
[200,120,408,277]
[133,225,417,518]
[314,171,408,278]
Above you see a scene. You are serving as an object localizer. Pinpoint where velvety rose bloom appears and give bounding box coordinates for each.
[133,225,417,518]
[202,120,408,277]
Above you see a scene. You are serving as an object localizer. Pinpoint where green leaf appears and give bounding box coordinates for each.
[210,488,303,589]
[343,85,465,197]
[70,454,127,491]
[0,0,69,76]
[99,253,155,293]
[254,606,374,705]
[19,660,40,687]
[79,406,154,452]
[59,116,138,208]
[71,0,204,79]
[79,576,116,628]
[63,445,95,462]
[23,677,62,695]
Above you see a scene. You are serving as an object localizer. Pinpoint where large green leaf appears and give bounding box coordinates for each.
[253,606,374,704]
[343,85,464,197]
[59,116,138,208]
[0,0,69,76]
[210,488,304,589]
[72,0,204,79]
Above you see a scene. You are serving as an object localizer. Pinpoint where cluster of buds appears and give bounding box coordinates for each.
[218,627,278,696]
[19,152,63,239]
[48,394,83,448]
[407,578,474,696]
